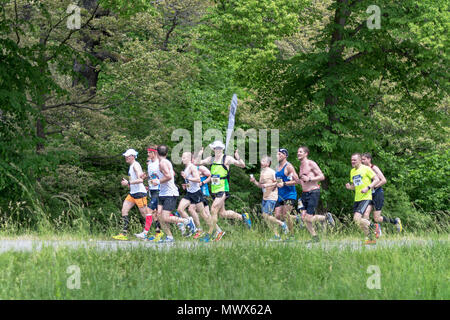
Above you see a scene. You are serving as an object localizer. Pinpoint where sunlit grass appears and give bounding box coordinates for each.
[0,241,448,300]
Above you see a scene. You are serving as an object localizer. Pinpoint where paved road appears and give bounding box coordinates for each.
[0,238,447,253]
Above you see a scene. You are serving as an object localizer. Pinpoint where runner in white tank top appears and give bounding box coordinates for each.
[112,149,151,241]
[157,158,179,197]
[128,161,147,194]
[177,152,210,237]
[152,145,195,242]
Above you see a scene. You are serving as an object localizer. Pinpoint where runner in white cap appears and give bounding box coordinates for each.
[113,149,151,241]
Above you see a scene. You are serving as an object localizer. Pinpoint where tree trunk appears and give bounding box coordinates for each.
[321,0,351,196]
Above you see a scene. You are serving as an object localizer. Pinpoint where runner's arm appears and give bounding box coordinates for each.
[362,175,380,193]
[193,148,213,166]
[158,162,172,184]
[130,164,144,185]
[251,176,262,188]
[372,166,387,188]
[345,183,355,190]
[226,150,245,168]
[283,164,299,186]
[199,166,211,185]
[309,162,325,183]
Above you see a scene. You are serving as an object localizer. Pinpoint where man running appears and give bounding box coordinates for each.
[177,152,206,237]
[189,155,225,240]
[250,155,288,240]
[152,145,195,243]
[345,153,380,244]
[136,145,165,241]
[361,153,402,236]
[113,149,151,241]
[296,146,334,243]
[274,148,299,237]
[194,140,250,242]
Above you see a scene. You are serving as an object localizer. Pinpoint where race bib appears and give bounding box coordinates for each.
[353,174,363,186]
[211,175,221,186]
[150,171,158,180]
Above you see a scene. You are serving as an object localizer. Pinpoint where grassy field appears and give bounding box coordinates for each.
[0,235,448,300]
[0,210,448,300]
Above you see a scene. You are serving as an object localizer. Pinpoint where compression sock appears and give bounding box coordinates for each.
[382,216,396,224]
[122,215,129,234]
[144,214,153,232]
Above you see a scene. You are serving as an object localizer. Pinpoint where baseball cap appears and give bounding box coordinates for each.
[209,141,225,150]
[123,149,138,158]
[278,148,288,157]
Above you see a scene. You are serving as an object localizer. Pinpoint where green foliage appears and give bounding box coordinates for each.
[405,149,450,212]
[0,0,448,233]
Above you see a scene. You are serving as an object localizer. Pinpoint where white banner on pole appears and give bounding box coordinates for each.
[225,94,238,153]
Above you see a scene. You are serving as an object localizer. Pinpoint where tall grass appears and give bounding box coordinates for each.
[0,241,448,299]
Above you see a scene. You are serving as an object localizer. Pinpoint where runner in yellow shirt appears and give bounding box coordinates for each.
[345,153,380,244]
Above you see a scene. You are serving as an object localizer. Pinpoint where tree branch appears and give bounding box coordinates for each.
[344,51,366,63]
[348,21,365,38]
[14,0,20,44]
[41,92,133,112]
[45,3,99,62]
[162,10,179,51]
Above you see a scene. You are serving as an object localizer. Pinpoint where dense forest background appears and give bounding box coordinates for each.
[1,0,448,233]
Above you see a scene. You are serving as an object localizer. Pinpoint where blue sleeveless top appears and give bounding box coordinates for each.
[198,166,210,197]
[275,162,297,201]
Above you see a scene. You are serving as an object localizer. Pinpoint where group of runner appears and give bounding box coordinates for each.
[112,142,251,243]
[113,141,402,244]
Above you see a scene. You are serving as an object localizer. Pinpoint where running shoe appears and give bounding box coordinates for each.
[375,223,382,239]
[177,222,186,236]
[184,228,194,237]
[242,212,252,229]
[214,230,226,241]
[326,212,335,227]
[147,231,165,242]
[198,233,211,243]
[193,230,204,239]
[186,217,197,234]
[364,237,376,245]
[395,218,403,233]
[112,233,128,241]
[281,222,289,235]
[134,231,148,240]
[158,236,174,243]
